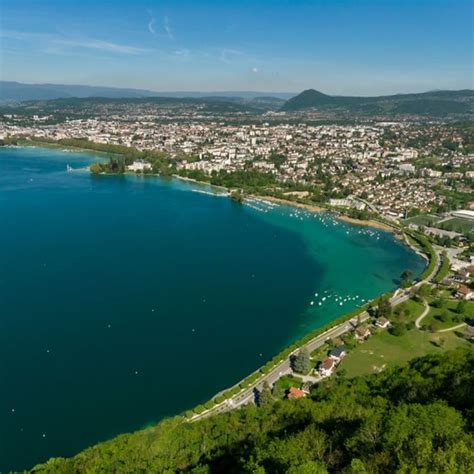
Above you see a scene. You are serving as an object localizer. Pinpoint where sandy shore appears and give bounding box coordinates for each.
[253,195,325,212]
[336,215,396,233]
[172,174,229,192]
[254,195,396,233]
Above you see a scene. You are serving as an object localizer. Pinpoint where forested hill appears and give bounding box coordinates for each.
[32,349,474,473]
[282,89,474,117]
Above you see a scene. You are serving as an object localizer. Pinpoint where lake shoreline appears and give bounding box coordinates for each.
[251,195,396,233]
[0,145,427,472]
[13,141,398,234]
[13,140,396,234]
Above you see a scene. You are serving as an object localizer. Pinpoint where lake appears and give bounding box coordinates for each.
[0,146,425,470]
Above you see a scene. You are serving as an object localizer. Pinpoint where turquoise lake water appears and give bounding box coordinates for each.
[0,146,425,470]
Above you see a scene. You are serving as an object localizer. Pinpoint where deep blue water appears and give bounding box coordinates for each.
[0,146,425,471]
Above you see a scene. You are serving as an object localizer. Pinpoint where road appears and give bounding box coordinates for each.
[191,243,441,422]
[437,323,467,333]
[193,288,414,421]
[415,299,430,329]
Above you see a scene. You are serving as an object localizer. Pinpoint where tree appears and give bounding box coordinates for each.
[417,283,432,299]
[377,297,392,319]
[401,278,413,289]
[349,459,368,474]
[293,348,312,374]
[287,461,328,474]
[258,382,274,408]
[456,300,467,315]
[230,189,244,204]
[438,311,450,323]
[272,383,285,399]
[401,269,413,280]
[390,322,406,336]
[433,297,447,309]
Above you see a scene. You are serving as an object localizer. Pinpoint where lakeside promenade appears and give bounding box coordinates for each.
[192,241,441,422]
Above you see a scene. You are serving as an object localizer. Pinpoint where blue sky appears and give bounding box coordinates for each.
[1,0,473,94]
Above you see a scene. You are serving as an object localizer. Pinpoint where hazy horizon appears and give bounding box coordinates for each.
[1,0,473,96]
[2,79,473,99]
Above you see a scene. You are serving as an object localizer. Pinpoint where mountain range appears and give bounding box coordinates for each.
[0,81,295,103]
[0,81,472,118]
[282,88,473,116]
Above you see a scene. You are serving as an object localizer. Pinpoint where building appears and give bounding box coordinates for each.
[453,269,470,284]
[329,198,366,210]
[464,325,474,341]
[319,357,336,377]
[354,326,371,340]
[287,386,306,399]
[451,210,474,221]
[329,346,347,362]
[375,316,391,329]
[457,285,474,300]
[399,163,416,174]
[127,160,152,172]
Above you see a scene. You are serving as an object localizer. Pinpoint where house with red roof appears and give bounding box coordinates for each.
[287,386,306,399]
[318,357,335,377]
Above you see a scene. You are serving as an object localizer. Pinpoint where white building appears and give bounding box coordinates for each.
[127,161,152,172]
[451,210,474,221]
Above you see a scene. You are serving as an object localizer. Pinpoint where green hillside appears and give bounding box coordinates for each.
[32,349,474,473]
[282,89,474,117]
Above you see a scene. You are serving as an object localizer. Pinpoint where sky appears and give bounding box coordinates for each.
[0,0,473,95]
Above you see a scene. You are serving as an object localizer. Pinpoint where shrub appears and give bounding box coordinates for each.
[389,323,407,337]
[204,400,216,410]
[194,405,205,415]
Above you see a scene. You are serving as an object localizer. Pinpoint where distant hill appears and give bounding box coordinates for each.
[0,95,273,118]
[0,81,161,102]
[282,89,474,117]
[0,81,294,103]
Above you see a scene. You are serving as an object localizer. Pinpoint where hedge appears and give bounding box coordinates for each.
[193,405,205,415]
[433,251,450,284]
[406,231,437,280]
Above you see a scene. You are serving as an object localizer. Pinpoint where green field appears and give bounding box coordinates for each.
[339,327,470,378]
[433,251,450,283]
[437,217,474,234]
[421,300,474,330]
[403,214,440,226]
[274,374,304,391]
[393,298,426,321]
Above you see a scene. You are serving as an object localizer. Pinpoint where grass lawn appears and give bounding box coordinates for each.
[275,374,304,391]
[421,300,474,330]
[438,217,474,234]
[310,343,329,360]
[339,328,470,378]
[403,215,440,227]
[405,234,422,251]
[393,298,426,322]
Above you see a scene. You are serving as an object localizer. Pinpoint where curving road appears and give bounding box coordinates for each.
[191,242,442,422]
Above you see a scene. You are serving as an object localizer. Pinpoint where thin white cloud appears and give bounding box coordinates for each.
[148,17,156,36]
[54,38,147,55]
[163,16,173,40]
[174,48,190,58]
[220,48,243,63]
[252,67,259,73]
[146,13,173,40]
[1,30,148,55]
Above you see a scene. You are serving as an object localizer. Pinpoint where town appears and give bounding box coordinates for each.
[1,106,473,219]
[1,98,473,415]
